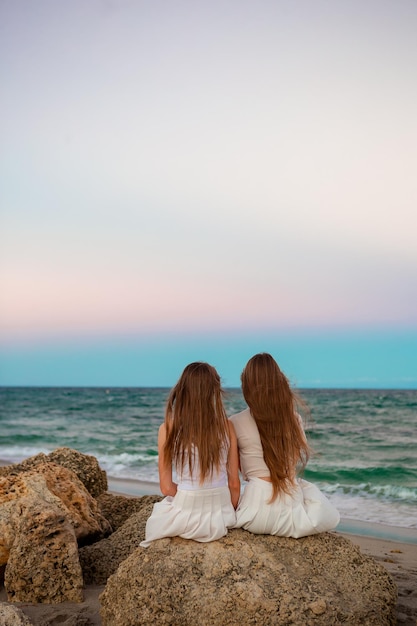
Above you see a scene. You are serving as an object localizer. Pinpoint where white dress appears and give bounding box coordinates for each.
[229,408,340,538]
[140,446,236,547]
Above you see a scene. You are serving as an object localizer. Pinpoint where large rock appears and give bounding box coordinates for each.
[100,530,397,626]
[0,462,112,565]
[5,506,84,604]
[80,496,161,584]
[0,462,112,603]
[0,447,108,497]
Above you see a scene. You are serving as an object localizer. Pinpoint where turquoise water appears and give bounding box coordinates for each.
[1,387,416,530]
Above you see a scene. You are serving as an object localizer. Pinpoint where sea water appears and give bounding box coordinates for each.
[1,387,416,534]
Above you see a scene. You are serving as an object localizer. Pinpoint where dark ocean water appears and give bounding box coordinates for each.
[1,387,416,531]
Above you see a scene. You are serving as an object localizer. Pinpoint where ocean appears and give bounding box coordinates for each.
[1,387,416,541]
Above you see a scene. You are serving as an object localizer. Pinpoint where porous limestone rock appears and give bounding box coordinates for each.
[0,462,112,603]
[0,447,108,497]
[80,499,160,584]
[96,492,162,531]
[5,504,84,604]
[0,603,34,626]
[100,530,397,626]
[0,462,112,565]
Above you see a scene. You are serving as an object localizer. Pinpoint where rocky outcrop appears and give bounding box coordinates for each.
[0,462,112,564]
[80,495,161,584]
[0,451,398,623]
[0,462,112,603]
[0,603,34,626]
[5,506,84,604]
[100,530,397,626]
[0,447,108,497]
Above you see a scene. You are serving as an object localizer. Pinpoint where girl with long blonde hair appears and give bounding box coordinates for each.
[230,353,340,537]
[141,362,240,547]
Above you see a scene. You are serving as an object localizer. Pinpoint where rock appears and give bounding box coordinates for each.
[80,498,159,584]
[0,447,108,497]
[0,462,112,565]
[96,492,162,531]
[5,506,84,604]
[0,462,112,603]
[0,603,34,625]
[100,530,397,626]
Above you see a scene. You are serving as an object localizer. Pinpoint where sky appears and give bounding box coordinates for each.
[1,0,416,388]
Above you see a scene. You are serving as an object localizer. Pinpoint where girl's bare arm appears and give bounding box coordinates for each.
[158,423,178,496]
[227,421,241,509]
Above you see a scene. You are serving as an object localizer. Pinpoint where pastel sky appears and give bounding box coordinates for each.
[1,0,416,387]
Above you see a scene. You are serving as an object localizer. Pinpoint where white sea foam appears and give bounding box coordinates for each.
[327,491,417,528]
[320,480,417,504]
[0,445,52,464]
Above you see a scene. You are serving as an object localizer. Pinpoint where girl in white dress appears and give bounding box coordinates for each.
[141,362,240,547]
[230,353,340,538]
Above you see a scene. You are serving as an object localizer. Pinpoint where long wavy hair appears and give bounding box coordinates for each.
[241,353,310,500]
[164,362,230,484]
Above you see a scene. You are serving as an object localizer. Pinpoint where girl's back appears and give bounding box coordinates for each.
[231,353,340,538]
[140,362,240,547]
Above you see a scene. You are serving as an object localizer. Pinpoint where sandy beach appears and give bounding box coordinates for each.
[339,533,417,625]
[1,475,416,625]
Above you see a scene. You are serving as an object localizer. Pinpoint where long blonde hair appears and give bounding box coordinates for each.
[164,362,229,484]
[241,353,310,500]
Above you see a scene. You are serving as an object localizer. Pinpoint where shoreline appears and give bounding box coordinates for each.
[107,475,417,545]
[1,459,416,545]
